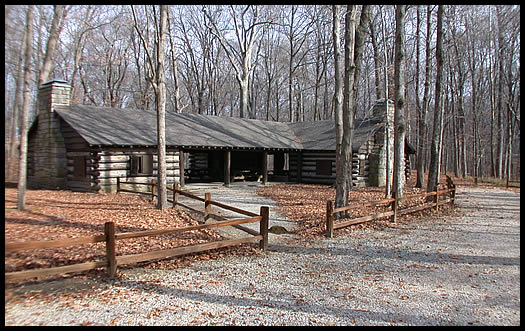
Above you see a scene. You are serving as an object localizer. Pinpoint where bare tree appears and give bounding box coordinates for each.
[393,5,406,197]
[339,4,358,210]
[379,5,393,198]
[369,9,382,101]
[448,6,468,178]
[4,5,519,188]
[7,15,27,181]
[334,5,370,213]
[495,5,506,179]
[131,5,169,209]
[416,5,433,188]
[39,5,68,85]
[283,5,313,122]
[332,5,345,213]
[203,5,267,119]
[17,5,34,211]
[427,5,445,194]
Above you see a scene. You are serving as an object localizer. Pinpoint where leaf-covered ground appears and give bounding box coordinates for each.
[5,172,496,286]
[5,188,259,284]
[256,172,460,238]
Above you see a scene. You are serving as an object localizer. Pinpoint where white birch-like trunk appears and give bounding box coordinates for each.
[17,5,34,211]
[393,5,406,197]
[156,5,168,210]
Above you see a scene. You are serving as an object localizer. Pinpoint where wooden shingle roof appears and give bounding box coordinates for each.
[53,104,415,153]
[56,105,302,150]
[288,118,384,152]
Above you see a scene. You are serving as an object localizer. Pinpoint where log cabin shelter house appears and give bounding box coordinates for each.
[27,80,415,193]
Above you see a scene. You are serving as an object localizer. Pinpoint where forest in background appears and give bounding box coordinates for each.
[4,5,520,187]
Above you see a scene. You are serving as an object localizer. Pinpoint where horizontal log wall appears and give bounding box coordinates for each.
[289,149,371,186]
[95,150,181,193]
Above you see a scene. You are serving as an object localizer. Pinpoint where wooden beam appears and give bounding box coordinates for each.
[224,150,231,187]
[116,236,262,266]
[5,261,107,281]
[262,151,268,185]
[208,199,259,217]
[259,206,269,251]
[297,152,302,183]
[179,148,185,187]
[115,216,262,240]
[104,222,117,278]
[5,235,106,253]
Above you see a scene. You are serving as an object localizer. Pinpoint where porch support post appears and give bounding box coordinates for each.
[224,150,231,187]
[179,148,185,187]
[274,152,284,172]
[262,150,268,185]
[297,152,302,183]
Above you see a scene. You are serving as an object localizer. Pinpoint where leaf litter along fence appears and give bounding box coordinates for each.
[325,178,456,237]
[5,179,269,282]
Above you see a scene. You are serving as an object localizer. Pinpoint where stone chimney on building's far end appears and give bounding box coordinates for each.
[28,79,71,190]
[37,79,71,114]
[368,98,395,187]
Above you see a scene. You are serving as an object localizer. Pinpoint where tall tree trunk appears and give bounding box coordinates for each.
[415,5,426,188]
[7,22,28,181]
[288,6,296,123]
[341,4,358,203]
[506,107,512,186]
[393,5,406,197]
[156,5,168,209]
[332,5,345,213]
[39,5,65,85]
[17,5,34,211]
[495,6,505,179]
[239,76,249,119]
[379,5,392,198]
[417,6,432,188]
[131,5,168,209]
[427,5,445,194]
[369,15,382,101]
[349,5,370,190]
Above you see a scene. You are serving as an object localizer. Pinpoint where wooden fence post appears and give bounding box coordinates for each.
[151,179,156,202]
[326,200,334,238]
[259,206,269,251]
[173,182,179,208]
[204,192,212,223]
[104,222,117,278]
[117,177,121,193]
[391,191,397,223]
[447,177,456,205]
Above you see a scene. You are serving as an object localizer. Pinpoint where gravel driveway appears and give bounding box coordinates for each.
[4,185,520,326]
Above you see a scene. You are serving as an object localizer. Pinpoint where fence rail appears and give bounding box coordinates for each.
[326,180,456,238]
[5,179,269,281]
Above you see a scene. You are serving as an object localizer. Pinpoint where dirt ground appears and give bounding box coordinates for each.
[4,172,517,290]
[4,181,520,326]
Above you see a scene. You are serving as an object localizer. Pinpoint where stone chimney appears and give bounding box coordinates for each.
[369,99,394,187]
[28,80,71,190]
[371,98,394,122]
[37,79,71,114]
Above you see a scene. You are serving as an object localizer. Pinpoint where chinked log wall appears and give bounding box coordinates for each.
[95,150,181,193]
[289,151,371,187]
[60,151,181,193]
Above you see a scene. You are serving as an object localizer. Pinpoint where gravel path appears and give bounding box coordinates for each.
[4,186,520,326]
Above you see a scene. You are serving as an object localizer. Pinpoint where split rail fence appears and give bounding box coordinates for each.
[326,180,456,237]
[5,179,268,282]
